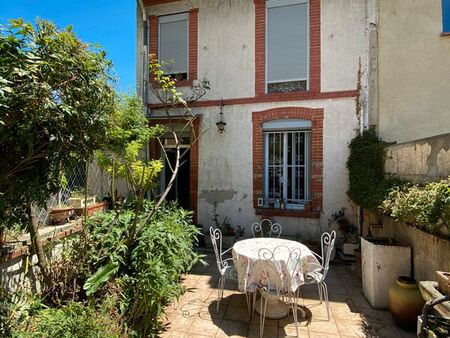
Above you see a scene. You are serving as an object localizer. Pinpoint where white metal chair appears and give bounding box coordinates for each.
[303,230,336,320]
[257,245,303,338]
[251,218,282,238]
[210,227,236,312]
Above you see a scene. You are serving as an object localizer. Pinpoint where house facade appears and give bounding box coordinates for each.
[136,0,375,238]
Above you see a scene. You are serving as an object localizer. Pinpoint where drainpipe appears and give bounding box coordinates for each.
[137,0,148,107]
[357,0,379,238]
[137,0,150,162]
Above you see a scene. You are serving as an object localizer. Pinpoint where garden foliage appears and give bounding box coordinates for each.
[347,129,450,237]
[0,19,114,222]
[382,179,450,236]
[3,202,200,337]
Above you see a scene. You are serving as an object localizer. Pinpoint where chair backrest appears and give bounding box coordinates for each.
[320,230,336,279]
[210,227,225,272]
[257,245,302,295]
[251,219,282,238]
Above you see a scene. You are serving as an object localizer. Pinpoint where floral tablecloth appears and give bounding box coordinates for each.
[232,238,320,293]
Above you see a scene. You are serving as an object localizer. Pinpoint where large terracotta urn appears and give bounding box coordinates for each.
[388,276,425,331]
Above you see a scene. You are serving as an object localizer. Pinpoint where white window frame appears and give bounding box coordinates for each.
[265,0,310,92]
[158,12,189,77]
[262,119,311,210]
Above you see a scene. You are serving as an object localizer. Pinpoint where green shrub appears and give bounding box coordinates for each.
[382,178,450,235]
[82,201,201,336]
[347,129,392,209]
[13,301,122,338]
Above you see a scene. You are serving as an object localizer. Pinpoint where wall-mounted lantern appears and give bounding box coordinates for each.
[216,98,226,133]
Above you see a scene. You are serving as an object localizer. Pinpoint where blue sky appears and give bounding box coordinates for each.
[0,0,136,92]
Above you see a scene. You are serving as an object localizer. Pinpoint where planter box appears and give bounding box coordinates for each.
[343,243,359,256]
[49,206,75,225]
[419,281,450,318]
[361,236,411,309]
[68,196,96,209]
[437,271,450,295]
[74,201,107,216]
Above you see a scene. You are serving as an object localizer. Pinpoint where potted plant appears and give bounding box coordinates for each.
[235,225,246,241]
[68,190,96,209]
[329,208,359,256]
[207,205,235,248]
[49,205,75,225]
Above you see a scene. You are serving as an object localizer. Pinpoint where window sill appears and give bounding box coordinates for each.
[150,79,195,89]
[255,208,320,218]
[441,32,450,37]
[257,90,320,100]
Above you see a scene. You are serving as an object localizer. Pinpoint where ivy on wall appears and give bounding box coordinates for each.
[346,129,396,209]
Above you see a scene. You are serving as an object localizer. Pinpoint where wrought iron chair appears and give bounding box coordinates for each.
[210,227,257,317]
[251,218,282,238]
[257,245,303,338]
[303,230,336,320]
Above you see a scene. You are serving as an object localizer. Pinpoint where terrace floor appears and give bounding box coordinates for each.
[161,251,416,338]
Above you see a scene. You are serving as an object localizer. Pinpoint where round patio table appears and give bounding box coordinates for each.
[232,237,320,319]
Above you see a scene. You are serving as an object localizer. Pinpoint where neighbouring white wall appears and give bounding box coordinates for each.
[377,0,450,143]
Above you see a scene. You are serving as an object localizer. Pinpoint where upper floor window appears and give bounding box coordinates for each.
[443,0,450,33]
[159,13,188,80]
[266,0,309,94]
[263,119,311,210]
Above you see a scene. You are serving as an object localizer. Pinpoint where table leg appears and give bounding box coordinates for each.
[255,294,289,319]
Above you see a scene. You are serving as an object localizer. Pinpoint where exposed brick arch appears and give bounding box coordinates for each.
[252,107,323,215]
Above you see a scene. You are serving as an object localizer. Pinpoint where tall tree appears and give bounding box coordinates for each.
[0,19,115,286]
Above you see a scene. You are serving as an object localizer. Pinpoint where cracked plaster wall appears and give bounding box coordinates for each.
[384,133,450,182]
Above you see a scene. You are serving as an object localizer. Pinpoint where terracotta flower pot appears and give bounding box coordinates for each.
[388,276,425,331]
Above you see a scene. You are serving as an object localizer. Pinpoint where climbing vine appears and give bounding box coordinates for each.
[346,128,394,209]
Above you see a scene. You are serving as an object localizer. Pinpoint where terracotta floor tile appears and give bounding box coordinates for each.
[365,321,407,338]
[187,316,220,337]
[306,319,340,335]
[224,305,252,323]
[358,307,393,324]
[278,321,309,337]
[229,293,250,308]
[161,252,408,337]
[247,323,278,338]
[334,319,366,337]
[216,319,250,337]
[331,304,362,321]
[164,313,196,332]
[308,332,339,338]
[159,330,187,338]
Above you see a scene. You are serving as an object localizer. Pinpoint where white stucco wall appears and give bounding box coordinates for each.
[146,0,366,101]
[377,0,450,143]
[144,0,369,239]
[321,0,368,92]
[193,97,357,238]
